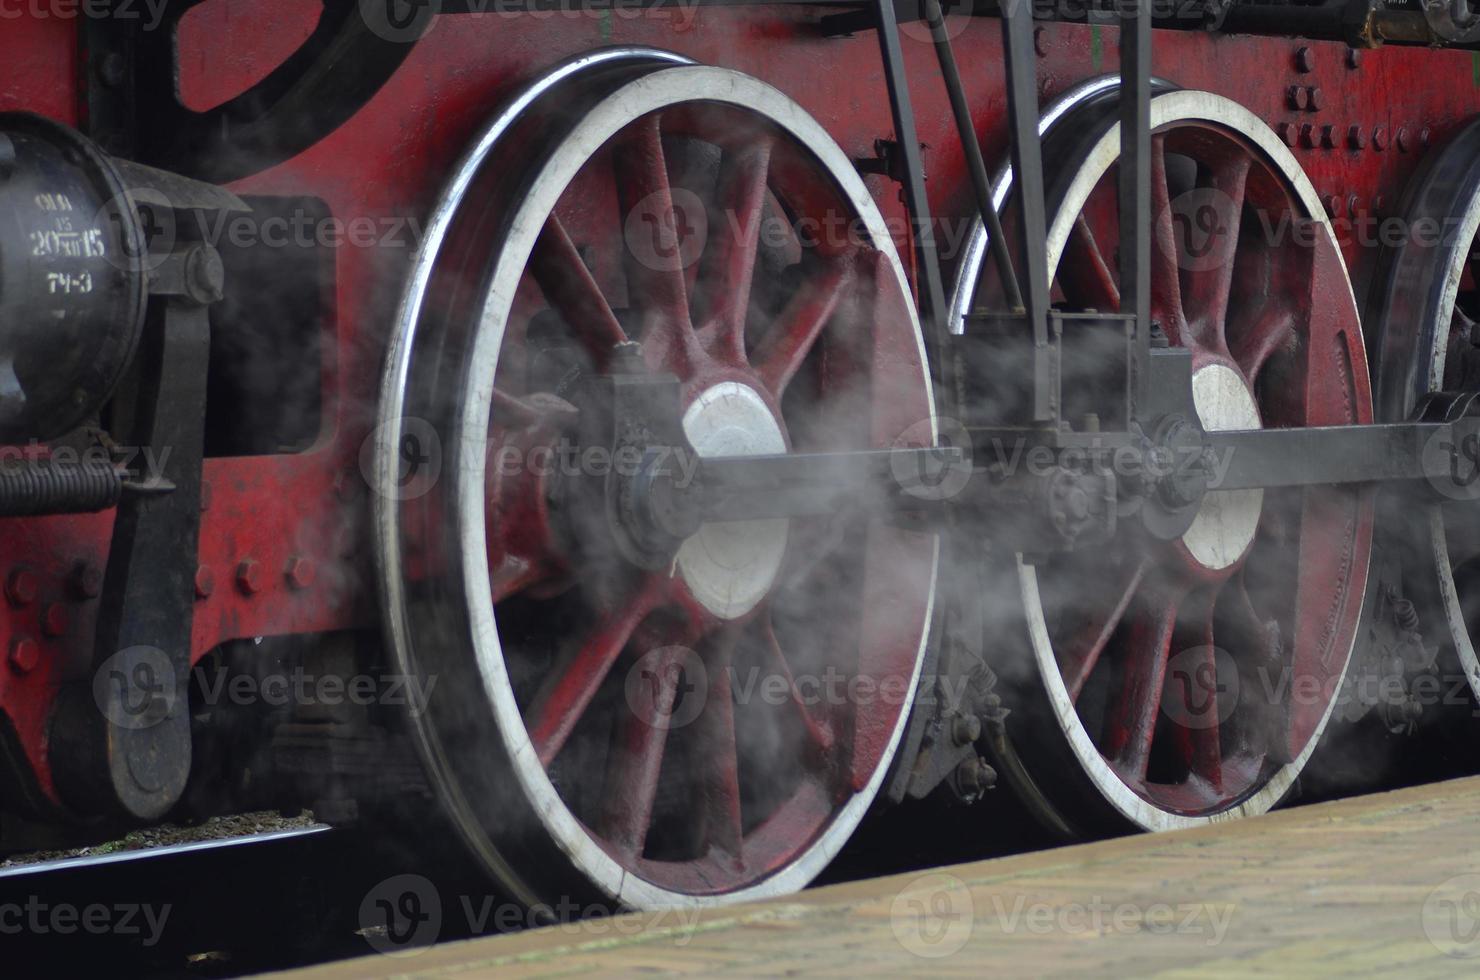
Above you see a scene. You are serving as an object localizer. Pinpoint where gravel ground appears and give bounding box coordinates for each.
[0,810,319,869]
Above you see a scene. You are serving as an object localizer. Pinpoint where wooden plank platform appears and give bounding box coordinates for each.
[275,776,1480,978]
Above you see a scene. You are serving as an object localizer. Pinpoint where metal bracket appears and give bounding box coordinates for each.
[868,0,952,369]
[52,247,218,821]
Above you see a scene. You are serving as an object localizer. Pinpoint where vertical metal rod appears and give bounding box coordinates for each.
[999,0,1053,422]
[921,0,1023,314]
[1117,0,1152,420]
[871,0,950,358]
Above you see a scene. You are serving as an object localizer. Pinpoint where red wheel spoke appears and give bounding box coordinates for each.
[1180,154,1249,356]
[527,576,664,766]
[1445,308,1480,392]
[752,250,854,396]
[761,613,836,758]
[491,555,554,604]
[529,215,628,358]
[849,522,935,791]
[1149,134,1190,346]
[1104,587,1182,779]
[1058,558,1148,702]
[492,387,543,425]
[1216,571,1285,759]
[1301,228,1360,426]
[492,388,578,428]
[599,644,684,855]
[1285,489,1368,758]
[1453,307,1478,354]
[694,140,773,366]
[613,113,699,373]
[693,627,744,857]
[1060,215,1121,312]
[1230,306,1296,384]
[1164,590,1223,789]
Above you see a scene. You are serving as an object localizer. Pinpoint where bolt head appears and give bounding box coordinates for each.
[184,246,226,305]
[1348,125,1367,149]
[334,470,359,503]
[1372,126,1388,150]
[1307,87,1324,111]
[1287,85,1308,111]
[8,637,38,674]
[1295,46,1315,73]
[1321,124,1336,149]
[236,560,263,595]
[1277,122,1297,147]
[1396,127,1410,152]
[953,756,996,799]
[195,565,216,599]
[69,563,103,599]
[952,713,983,746]
[40,603,66,638]
[6,569,37,607]
[97,51,126,89]
[286,557,316,591]
[1298,123,1317,149]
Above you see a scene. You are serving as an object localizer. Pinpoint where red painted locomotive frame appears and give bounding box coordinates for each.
[0,5,1475,813]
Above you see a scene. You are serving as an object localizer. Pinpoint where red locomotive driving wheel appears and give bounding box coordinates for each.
[959,89,1375,832]
[377,51,940,907]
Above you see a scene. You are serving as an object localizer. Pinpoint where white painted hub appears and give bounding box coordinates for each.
[676,382,790,619]
[1183,363,1264,570]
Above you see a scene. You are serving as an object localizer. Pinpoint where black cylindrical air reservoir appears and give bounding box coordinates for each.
[0,112,146,442]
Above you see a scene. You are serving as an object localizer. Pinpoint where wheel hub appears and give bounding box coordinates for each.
[1182,363,1263,571]
[676,381,790,620]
